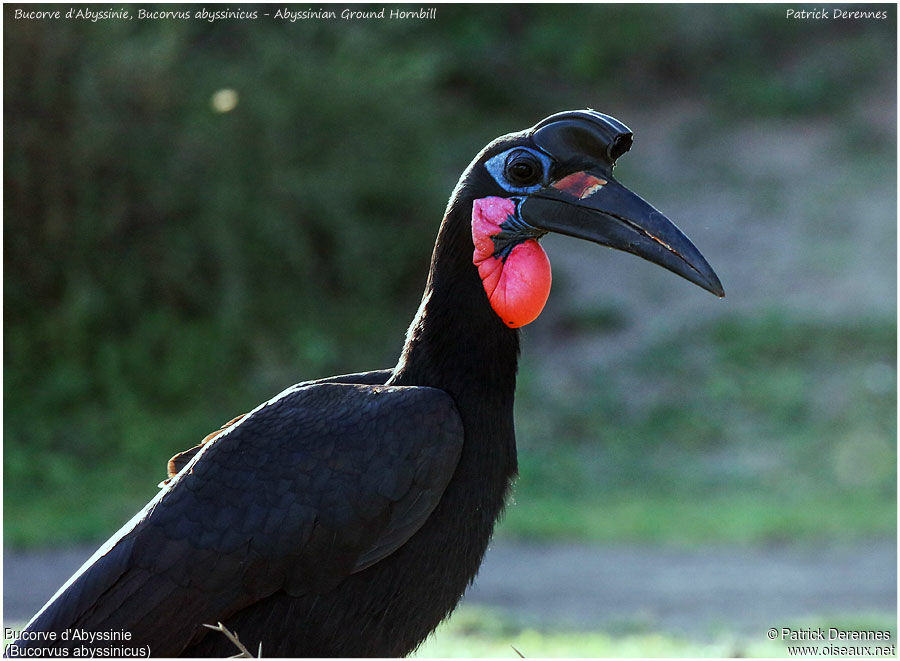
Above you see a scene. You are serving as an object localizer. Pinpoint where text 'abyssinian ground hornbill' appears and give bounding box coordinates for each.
[8,110,723,658]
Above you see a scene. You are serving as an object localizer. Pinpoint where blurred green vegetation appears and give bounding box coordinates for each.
[414,606,897,657]
[4,5,896,546]
[508,313,896,543]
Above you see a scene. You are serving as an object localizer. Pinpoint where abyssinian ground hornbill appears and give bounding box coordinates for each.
[8,110,723,657]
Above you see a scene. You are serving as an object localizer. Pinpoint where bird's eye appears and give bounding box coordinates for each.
[505,152,542,187]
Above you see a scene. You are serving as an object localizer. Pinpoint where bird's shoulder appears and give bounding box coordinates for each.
[141,377,464,596]
[165,368,395,481]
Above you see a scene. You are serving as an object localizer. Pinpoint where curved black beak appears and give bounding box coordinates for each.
[519,172,724,297]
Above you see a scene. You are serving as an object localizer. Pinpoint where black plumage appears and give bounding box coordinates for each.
[8,110,722,658]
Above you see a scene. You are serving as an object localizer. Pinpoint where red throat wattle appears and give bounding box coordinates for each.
[471,197,552,328]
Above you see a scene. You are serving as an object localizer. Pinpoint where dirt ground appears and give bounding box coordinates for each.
[466,539,896,636]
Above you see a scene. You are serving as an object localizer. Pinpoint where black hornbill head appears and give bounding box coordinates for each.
[462,109,724,328]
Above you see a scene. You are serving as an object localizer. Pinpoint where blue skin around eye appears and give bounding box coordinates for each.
[484,147,553,195]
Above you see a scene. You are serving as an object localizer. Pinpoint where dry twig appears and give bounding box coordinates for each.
[202,621,262,658]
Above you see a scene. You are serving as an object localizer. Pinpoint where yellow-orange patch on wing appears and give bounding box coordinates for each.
[552,172,607,199]
[164,413,247,481]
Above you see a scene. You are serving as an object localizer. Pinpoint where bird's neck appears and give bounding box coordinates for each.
[391,194,520,401]
[390,193,520,477]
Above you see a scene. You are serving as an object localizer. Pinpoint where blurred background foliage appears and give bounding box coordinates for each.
[4,4,896,547]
